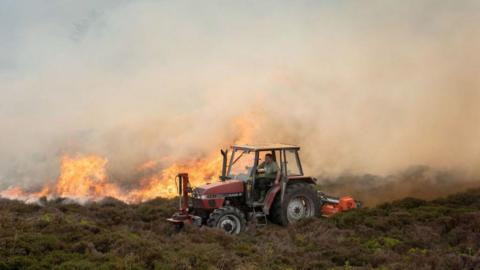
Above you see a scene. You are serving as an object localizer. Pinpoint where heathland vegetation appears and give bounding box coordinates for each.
[1,189,479,269]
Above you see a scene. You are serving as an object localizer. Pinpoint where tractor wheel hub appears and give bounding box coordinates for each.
[287,197,310,222]
[218,215,240,233]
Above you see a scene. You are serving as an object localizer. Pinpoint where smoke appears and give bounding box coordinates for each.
[1,1,480,199]
[317,166,480,206]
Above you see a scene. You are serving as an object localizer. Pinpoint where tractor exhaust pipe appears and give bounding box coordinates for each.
[220,149,228,181]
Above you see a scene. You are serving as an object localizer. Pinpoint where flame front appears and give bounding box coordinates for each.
[0,114,254,203]
[55,155,123,201]
[1,153,223,203]
[127,155,222,201]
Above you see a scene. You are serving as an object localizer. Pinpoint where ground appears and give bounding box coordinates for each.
[0,189,480,270]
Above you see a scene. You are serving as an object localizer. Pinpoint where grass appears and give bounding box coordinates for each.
[0,189,480,269]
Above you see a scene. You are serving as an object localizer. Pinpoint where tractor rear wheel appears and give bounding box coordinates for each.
[269,183,319,226]
[207,206,246,234]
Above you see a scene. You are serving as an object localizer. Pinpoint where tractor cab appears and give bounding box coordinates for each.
[220,144,306,206]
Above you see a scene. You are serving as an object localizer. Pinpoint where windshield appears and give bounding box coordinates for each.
[227,150,255,181]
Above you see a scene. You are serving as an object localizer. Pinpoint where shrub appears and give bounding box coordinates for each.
[1,188,480,269]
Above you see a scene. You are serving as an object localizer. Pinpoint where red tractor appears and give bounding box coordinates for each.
[167,144,360,234]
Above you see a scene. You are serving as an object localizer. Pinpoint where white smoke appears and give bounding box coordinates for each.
[1,1,480,194]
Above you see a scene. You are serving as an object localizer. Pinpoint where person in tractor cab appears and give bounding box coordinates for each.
[255,153,281,202]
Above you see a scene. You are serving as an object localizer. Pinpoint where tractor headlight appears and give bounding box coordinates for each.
[191,188,204,199]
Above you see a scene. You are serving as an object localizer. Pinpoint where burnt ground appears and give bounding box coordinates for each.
[1,188,480,270]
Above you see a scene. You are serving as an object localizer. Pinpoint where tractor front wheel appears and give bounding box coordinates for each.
[207,206,246,234]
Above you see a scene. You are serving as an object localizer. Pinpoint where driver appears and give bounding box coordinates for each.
[255,153,281,202]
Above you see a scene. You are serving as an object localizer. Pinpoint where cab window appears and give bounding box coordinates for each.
[228,150,255,181]
[285,150,301,176]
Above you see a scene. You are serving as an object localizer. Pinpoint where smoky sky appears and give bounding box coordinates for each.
[1,0,480,190]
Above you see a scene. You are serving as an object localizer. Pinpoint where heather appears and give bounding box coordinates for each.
[1,189,480,269]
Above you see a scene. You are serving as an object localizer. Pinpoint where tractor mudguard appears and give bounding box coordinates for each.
[263,184,281,215]
[263,177,317,215]
[287,176,317,184]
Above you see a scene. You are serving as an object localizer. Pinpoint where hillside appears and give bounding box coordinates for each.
[1,189,480,270]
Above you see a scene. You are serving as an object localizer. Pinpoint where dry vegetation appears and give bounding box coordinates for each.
[1,188,480,270]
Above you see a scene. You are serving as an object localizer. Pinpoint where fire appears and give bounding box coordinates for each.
[55,155,123,201]
[0,185,50,203]
[124,113,253,201]
[127,155,222,201]
[0,153,224,203]
[51,153,222,202]
[0,186,31,201]
[0,114,254,203]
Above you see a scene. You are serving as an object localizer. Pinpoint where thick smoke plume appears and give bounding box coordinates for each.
[318,166,480,206]
[1,1,479,202]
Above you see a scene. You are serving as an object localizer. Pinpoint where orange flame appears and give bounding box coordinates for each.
[0,113,255,203]
[55,155,124,201]
[0,185,50,203]
[127,155,222,201]
[0,153,222,203]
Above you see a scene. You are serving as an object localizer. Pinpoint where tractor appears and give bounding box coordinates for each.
[167,144,360,234]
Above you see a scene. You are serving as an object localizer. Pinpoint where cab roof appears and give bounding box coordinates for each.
[232,144,300,151]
